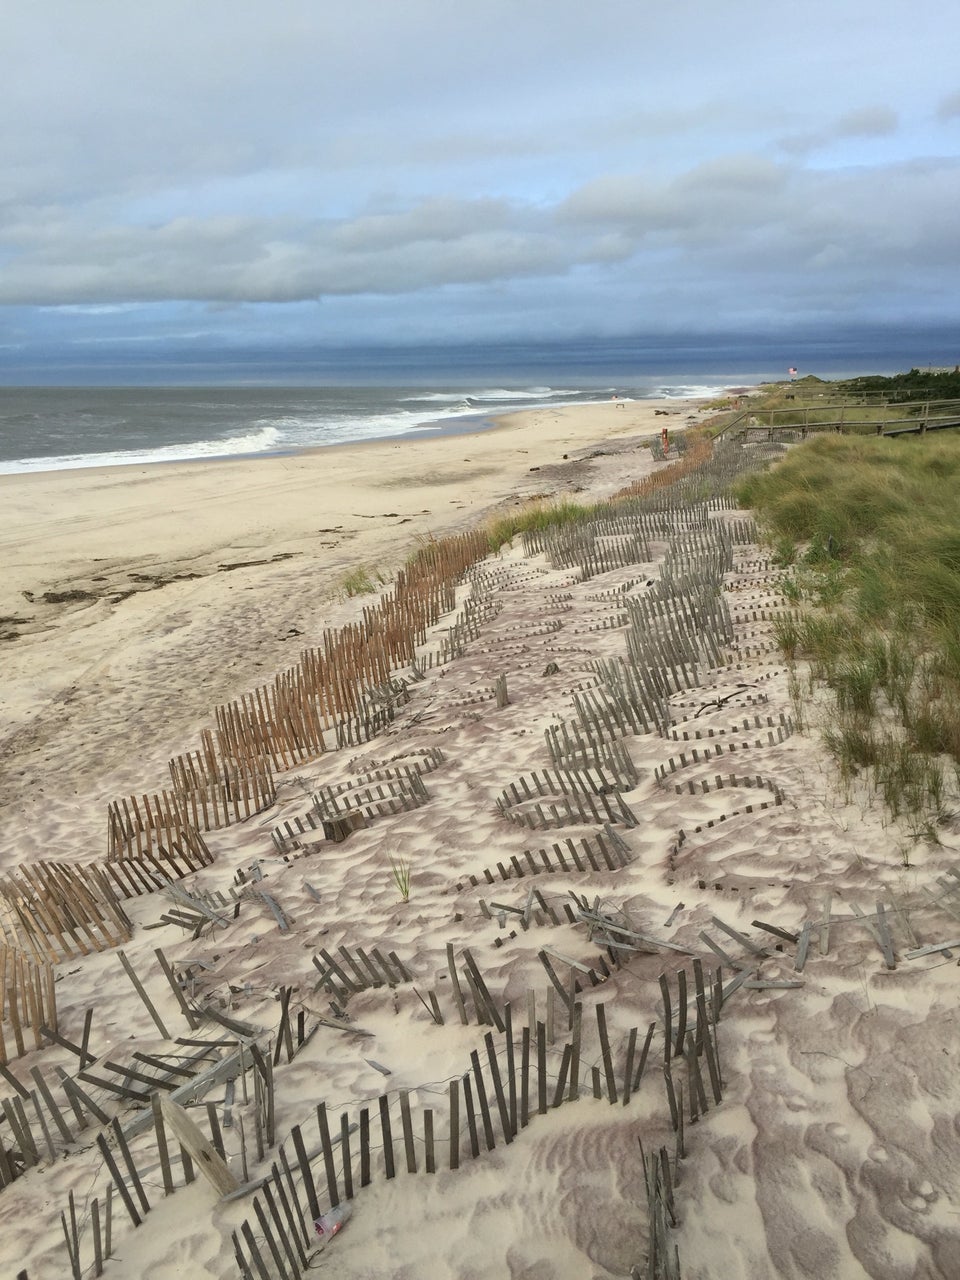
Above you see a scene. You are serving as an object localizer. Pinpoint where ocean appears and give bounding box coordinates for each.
[0,378,752,475]
[0,329,933,475]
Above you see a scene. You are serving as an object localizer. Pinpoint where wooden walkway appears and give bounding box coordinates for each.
[713,398,960,442]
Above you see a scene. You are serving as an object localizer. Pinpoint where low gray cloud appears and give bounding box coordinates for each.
[1,0,958,360]
[1,152,957,331]
[778,106,899,156]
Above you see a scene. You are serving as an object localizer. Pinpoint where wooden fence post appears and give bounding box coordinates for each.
[448,1079,460,1170]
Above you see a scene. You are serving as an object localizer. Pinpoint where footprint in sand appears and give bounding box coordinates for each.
[749,1028,778,1045]
[902,1191,932,1213]
[906,1178,939,1206]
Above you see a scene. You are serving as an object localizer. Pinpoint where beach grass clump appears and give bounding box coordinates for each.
[808,560,847,608]
[787,668,808,733]
[876,639,915,720]
[772,536,797,568]
[822,720,879,779]
[772,612,801,659]
[736,434,914,550]
[390,857,411,902]
[873,738,944,825]
[791,614,850,678]
[902,541,960,632]
[829,659,881,717]
[820,715,947,833]
[485,498,598,553]
[905,701,955,756]
[853,557,895,624]
[340,565,384,597]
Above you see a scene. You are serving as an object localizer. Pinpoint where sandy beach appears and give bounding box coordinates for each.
[2,395,960,1280]
[0,397,703,856]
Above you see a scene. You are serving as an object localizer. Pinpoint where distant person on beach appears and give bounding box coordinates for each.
[611,394,625,409]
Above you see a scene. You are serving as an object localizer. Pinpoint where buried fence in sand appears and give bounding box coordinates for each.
[24,971,724,1280]
[0,532,486,1066]
[10,437,960,1278]
[229,982,721,1280]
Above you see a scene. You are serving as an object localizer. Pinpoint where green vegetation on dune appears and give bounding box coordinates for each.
[737,434,922,551]
[708,372,960,439]
[480,431,715,555]
[340,564,387,596]
[836,367,960,403]
[399,413,960,841]
[485,498,599,553]
[738,431,960,841]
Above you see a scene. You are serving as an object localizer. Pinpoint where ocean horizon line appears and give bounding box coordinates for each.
[1,324,956,388]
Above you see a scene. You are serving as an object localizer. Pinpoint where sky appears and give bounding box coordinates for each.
[1,0,959,380]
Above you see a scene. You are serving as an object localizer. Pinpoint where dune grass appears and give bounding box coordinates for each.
[340,564,388,597]
[390,857,412,902]
[481,432,717,554]
[485,498,600,553]
[711,372,960,440]
[738,431,960,831]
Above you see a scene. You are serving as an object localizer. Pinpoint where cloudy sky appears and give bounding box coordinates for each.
[2,0,958,378]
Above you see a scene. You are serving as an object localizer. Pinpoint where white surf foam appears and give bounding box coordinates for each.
[0,424,284,475]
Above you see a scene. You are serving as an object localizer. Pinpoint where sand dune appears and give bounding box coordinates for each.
[1,399,959,1279]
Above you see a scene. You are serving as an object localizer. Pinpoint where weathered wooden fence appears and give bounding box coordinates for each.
[230,991,715,1280]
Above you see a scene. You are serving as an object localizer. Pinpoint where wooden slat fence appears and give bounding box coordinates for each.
[0,861,131,966]
[169,736,276,831]
[0,946,57,1065]
[232,997,691,1280]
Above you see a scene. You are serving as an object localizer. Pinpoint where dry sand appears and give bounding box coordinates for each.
[2,394,960,1280]
[0,396,699,853]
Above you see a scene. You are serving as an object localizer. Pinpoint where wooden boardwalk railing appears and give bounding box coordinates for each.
[712,398,960,441]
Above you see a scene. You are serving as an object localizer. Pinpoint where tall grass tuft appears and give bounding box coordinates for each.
[341,565,382,597]
[773,613,801,659]
[486,499,597,553]
[390,857,412,902]
[829,660,879,717]
[823,720,879,775]
[873,740,943,825]
[794,614,849,678]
